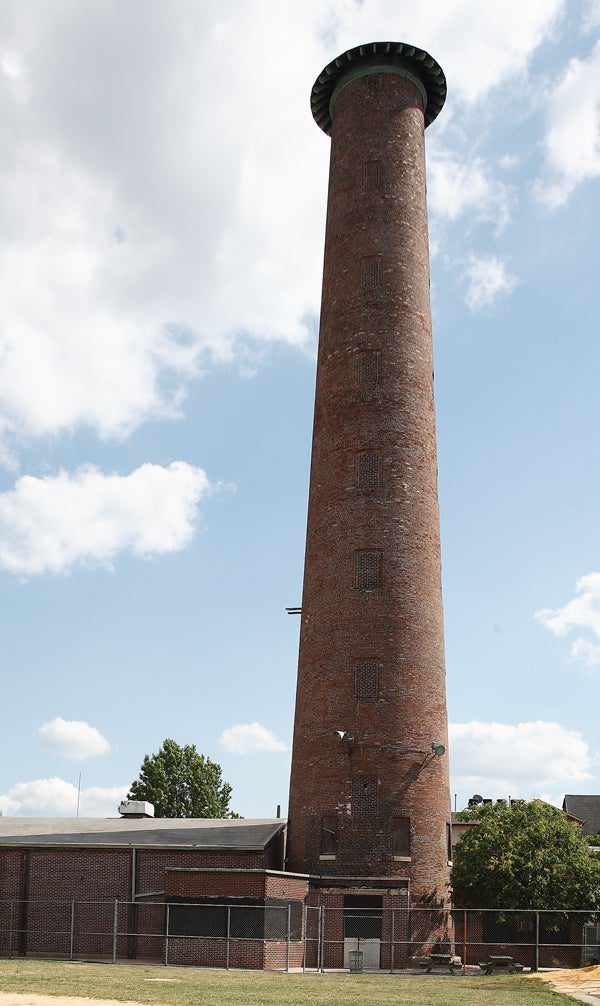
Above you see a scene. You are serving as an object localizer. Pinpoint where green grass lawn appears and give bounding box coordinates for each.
[0,960,580,1006]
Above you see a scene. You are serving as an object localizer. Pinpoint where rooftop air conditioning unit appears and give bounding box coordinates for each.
[118,800,154,819]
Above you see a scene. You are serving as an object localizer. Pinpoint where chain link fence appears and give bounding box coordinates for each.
[0,900,598,972]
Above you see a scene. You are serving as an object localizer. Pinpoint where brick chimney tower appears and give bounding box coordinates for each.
[286,42,451,908]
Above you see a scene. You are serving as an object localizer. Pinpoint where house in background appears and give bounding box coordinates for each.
[563,795,600,838]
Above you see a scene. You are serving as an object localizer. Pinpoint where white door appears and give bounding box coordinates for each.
[344,937,381,970]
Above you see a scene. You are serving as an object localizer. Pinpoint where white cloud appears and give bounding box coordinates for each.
[330,0,564,105]
[220,722,288,755]
[462,254,519,311]
[39,718,111,760]
[499,153,521,170]
[0,778,128,817]
[427,149,513,232]
[536,41,600,206]
[536,571,600,671]
[570,637,600,669]
[0,461,210,576]
[449,720,595,797]
[0,1,564,458]
[583,1,600,32]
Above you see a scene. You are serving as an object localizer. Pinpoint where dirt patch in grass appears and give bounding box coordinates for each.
[534,964,600,1001]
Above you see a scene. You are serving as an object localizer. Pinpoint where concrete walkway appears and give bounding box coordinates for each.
[534,966,600,1004]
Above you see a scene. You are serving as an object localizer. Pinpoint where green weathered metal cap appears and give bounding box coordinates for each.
[311,40,446,134]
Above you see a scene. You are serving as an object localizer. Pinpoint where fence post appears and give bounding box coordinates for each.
[164,904,170,967]
[112,900,118,964]
[320,906,325,973]
[286,904,291,972]
[302,904,307,973]
[534,911,540,972]
[317,906,323,973]
[69,901,75,961]
[390,907,395,973]
[226,906,230,970]
[7,902,13,958]
[463,908,467,974]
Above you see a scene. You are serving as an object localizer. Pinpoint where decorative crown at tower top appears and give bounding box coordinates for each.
[310,40,446,135]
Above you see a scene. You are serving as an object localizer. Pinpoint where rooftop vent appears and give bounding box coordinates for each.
[118,800,154,819]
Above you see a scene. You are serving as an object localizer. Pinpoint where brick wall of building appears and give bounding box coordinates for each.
[0,844,275,961]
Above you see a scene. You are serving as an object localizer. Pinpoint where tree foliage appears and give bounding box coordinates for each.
[452,800,600,912]
[127,738,239,818]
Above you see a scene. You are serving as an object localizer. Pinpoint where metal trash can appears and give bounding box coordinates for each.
[349,950,364,973]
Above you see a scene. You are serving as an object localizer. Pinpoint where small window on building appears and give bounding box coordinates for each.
[358,351,380,386]
[361,255,382,288]
[352,778,379,818]
[393,816,411,858]
[364,159,383,191]
[355,551,381,590]
[357,452,381,488]
[320,815,337,857]
[354,660,379,701]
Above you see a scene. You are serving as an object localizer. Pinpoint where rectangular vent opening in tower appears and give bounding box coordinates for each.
[358,351,380,385]
[355,551,381,590]
[354,660,379,701]
[320,815,338,857]
[364,160,383,191]
[351,778,378,818]
[357,452,381,488]
[393,816,411,858]
[361,256,382,288]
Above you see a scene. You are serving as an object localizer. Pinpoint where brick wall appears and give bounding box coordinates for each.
[0,844,275,961]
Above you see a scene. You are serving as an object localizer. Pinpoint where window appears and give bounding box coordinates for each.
[354,660,379,701]
[393,816,411,858]
[357,452,381,488]
[355,551,381,590]
[320,815,337,857]
[168,897,303,940]
[361,255,382,288]
[364,159,383,191]
[358,351,379,385]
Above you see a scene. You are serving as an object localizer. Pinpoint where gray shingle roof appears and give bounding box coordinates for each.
[563,795,600,835]
[0,817,286,850]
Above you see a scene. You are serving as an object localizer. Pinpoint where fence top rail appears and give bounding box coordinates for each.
[0,898,597,916]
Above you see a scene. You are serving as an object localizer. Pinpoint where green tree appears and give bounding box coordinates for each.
[452,800,600,913]
[127,738,239,818]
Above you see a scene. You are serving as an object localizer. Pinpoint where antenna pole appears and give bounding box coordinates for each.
[76,772,82,818]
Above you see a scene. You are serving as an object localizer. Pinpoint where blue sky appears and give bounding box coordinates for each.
[1,0,599,818]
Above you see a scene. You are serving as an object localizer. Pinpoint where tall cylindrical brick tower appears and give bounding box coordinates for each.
[286,42,451,908]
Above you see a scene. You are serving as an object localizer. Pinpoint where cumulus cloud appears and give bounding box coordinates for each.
[583,0,600,31]
[449,720,595,796]
[220,722,288,755]
[462,254,519,311]
[536,41,600,207]
[536,572,600,671]
[427,149,513,232]
[0,1,564,459]
[0,778,128,817]
[0,461,210,576]
[39,718,111,760]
